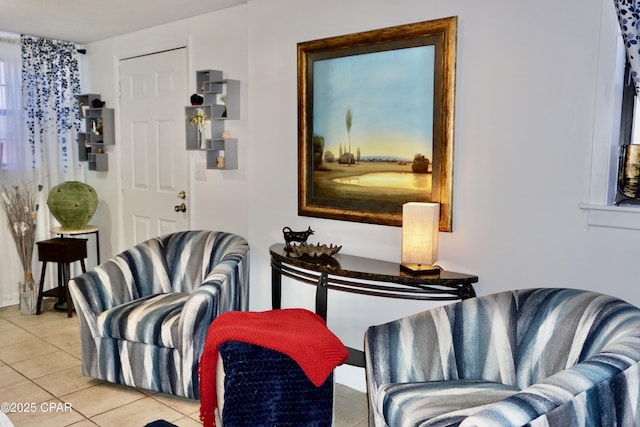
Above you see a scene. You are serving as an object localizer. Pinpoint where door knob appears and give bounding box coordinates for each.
[177,191,186,199]
[174,203,187,213]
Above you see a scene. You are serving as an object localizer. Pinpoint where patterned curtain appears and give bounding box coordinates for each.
[0,35,84,306]
[21,36,85,244]
[21,36,82,180]
[18,36,84,305]
[615,0,640,93]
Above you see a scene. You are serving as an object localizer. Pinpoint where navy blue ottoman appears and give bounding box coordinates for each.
[218,340,334,427]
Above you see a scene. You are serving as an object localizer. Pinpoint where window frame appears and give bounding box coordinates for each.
[0,60,8,167]
[0,57,22,169]
[580,0,640,230]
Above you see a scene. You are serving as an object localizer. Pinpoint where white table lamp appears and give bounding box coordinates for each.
[401,202,440,274]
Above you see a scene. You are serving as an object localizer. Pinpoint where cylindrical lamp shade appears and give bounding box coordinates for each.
[401,202,439,273]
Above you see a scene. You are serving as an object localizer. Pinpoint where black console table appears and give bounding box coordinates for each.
[269,243,478,366]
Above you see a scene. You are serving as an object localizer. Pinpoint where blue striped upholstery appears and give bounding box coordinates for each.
[68,230,249,399]
[365,288,640,426]
[97,292,189,348]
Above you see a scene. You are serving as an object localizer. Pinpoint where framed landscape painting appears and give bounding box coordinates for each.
[297,17,457,231]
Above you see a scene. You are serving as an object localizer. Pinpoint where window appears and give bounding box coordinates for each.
[580,0,640,229]
[617,58,640,205]
[0,52,23,171]
[0,57,21,169]
[0,60,8,167]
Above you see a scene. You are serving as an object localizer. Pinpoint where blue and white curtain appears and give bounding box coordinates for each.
[22,36,85,298]
[0,34,83,306]
[21,36,82,181]
[21,36,84,304]
[615,0,640,93]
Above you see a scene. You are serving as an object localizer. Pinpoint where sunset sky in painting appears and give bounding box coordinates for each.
[312,45,435,161]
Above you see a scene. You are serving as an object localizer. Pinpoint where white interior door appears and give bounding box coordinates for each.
[119,48,189,247]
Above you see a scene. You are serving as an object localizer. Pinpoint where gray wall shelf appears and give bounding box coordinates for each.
[185,70,239,170]
[77,94,114,171]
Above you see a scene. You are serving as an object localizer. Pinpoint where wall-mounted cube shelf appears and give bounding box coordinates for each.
[185,70,239,170]
[77,94,114,172]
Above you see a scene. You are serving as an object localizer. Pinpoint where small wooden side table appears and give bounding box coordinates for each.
[36,238,87,317]
[51,225,100,264]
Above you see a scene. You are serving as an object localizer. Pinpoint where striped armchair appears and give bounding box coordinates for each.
[365,288,640,426]
[68,230,249,399]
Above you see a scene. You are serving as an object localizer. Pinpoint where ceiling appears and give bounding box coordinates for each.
[0,0,248,44]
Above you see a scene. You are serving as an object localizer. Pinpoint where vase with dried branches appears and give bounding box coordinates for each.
[0,180,41,314]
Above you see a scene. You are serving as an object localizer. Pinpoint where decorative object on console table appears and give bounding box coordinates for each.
[291,242,342,258]
[282,226,314,251]
[401,202,440,274]
[0,179,42,314]
[47,181,98,229]
[184,69,240,169]
[77,94,114,171]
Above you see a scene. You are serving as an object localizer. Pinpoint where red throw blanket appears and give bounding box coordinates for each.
[199,308,349,427]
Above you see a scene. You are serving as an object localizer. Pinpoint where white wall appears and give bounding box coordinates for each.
[247,0,640,389]
[83,0,640,390]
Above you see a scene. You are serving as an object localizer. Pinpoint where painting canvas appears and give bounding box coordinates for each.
[298,17,457,230]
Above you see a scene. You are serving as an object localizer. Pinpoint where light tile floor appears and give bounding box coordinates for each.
[0,301,369,427]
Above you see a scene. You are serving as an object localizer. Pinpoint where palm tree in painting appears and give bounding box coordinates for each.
[345,108,353,166]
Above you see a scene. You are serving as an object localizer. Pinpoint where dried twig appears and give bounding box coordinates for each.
[0,180,41,279]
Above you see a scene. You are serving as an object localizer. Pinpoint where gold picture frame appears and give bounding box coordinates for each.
[298,17,457,231]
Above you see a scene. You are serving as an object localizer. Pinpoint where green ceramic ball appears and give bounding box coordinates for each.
[47,181,98,229]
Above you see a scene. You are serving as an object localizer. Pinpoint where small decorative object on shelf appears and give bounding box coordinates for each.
[216,152,225,169]
[221,95,228,117]
[190,93,203,106]
[79,99,89,118]
[77,94,114,171]
[91,98,105,108]
[0,179,42,314]
[186,108,209,150]
[282,226,314,251]
[291,242,342,258]
[185,69,240,169]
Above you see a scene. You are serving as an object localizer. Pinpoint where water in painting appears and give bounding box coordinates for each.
[312,45,435,205]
